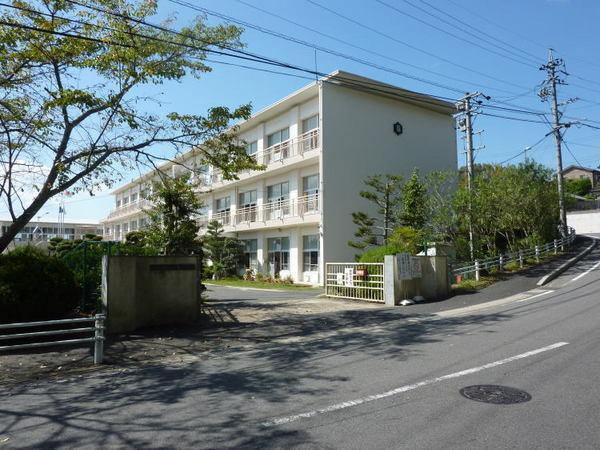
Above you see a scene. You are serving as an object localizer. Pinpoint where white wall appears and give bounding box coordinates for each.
[236,225,320,283]
[567,211,600,234]
[320,82,457,266]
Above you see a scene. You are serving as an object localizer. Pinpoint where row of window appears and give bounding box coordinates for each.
[241,235,319,274]
[109,218,148,237]
[244,114,319,156]
[215,174,319,214]
[115,191,146,209]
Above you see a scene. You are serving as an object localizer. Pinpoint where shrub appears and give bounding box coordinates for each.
[0,246,80,323]
[358,244,400,263]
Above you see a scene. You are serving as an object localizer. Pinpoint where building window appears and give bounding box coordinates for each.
[131,192,138,203]
[242,239,258,269]
[139,217,147,229]
[122,223,129,235]
[302,114,319,133]
[268,237,290,275]
[238,190,257,222]
[215,196,231,225]
[266,182,289,219]
[303,174,319,196]
[245,140,258,156]
[115,224,121,239]
[301,174,319,213]
[122,196,129,205]
[303,235,319,272]
[116,199,121,208]
[267,127,290,148]
[130,220,138,231]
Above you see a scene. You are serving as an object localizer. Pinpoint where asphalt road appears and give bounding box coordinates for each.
[2,243,600,448]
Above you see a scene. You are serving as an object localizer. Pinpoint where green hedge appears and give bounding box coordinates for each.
[0,246,80,323]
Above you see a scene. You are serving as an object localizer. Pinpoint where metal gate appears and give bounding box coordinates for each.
[325,262,385,302]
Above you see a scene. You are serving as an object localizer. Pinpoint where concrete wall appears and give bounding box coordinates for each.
[102,256,202,334]
[384,255,450,305]
[320,82,457,266]
[567,210,600,234]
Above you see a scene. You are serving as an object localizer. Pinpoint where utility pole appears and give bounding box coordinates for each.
[539,49,570,238]
[457,92,489,261]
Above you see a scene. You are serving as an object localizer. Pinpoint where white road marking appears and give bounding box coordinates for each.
[515,289,553,303]
[569,261,600,284]
[261,341,569,427]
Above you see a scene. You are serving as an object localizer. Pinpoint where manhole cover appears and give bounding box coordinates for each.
[459,385,531,405]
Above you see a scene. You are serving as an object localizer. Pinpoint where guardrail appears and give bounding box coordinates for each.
[452,229,576,281]
[0,314,105,364]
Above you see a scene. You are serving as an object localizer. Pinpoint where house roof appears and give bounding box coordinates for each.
[562,165,600,174]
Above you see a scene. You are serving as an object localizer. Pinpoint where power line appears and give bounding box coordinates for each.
[165,0,474,96]
[416,0,543,64]
[562,141,583,167]
[2,3,468,117]
[231,0,517,96]
[305,0,531,92]
[499,132,552,165]
[376,0,538,68]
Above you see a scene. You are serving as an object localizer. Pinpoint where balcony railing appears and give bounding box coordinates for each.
[107,199,151,219]
[210,129,320,184]
[198,193,319,229]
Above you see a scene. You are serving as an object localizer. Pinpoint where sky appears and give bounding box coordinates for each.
[4,0,600,224]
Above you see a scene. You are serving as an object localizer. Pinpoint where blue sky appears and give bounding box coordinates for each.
[10,0,600,224]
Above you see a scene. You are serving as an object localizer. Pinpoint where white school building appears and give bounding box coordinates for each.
[100,71,457,285]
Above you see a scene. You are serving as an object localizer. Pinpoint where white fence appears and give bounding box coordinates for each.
[325,262,385,302]
[452,228,577,281]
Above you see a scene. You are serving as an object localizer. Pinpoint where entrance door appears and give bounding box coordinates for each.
[267,237,290,277]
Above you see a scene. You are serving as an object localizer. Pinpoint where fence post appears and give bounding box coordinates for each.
[94,314,105,365]
[498,255,504,271]
[518,250,524,268]
[554,239,558,255]
[81,240,87,311]
[535,245,540,263]
[475,260,480,281]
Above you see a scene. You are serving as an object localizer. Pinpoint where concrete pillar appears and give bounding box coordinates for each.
[384,255,397,306]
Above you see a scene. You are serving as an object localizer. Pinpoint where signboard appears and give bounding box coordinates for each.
[344,267,355,287]
[397,253,412,280]
[410,256,422,279]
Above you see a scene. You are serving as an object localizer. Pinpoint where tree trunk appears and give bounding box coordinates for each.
[0,192,50,253]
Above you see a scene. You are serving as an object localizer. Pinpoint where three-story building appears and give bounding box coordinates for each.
[101,71,457,284]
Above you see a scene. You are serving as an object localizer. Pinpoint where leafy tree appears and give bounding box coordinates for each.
[348,174,403,252]
[400,169,428,229]
[203,220,243,279]
[358,226,425,262]
[0,0,261,253]
[142,175,203,255]
[565,177,592,196]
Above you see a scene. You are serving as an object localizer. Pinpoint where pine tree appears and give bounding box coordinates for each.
[203,220,244,279]
[348,174,403,252]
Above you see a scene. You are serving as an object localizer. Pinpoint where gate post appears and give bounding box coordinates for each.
[384,255,397,306]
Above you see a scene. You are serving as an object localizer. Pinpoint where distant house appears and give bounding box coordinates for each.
[562,165,600,193]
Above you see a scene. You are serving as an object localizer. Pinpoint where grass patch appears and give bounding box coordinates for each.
[451,275,497,294]
[206,278,320,290]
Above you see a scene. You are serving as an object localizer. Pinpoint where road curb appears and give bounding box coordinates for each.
[537,237,598,286]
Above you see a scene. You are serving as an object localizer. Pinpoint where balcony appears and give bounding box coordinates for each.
[210,129,320,185]
[106,199,152,220]
[199,193,320,231]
